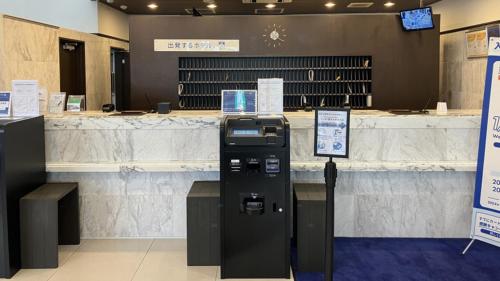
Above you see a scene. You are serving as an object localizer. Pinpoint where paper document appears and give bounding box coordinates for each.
[258,78,283,115]
[11,80,39,116]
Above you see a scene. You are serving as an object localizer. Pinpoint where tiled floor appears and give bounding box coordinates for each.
[1,239,294,281]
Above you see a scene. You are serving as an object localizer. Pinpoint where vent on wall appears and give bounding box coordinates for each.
[347,2,374,8]
[255,8,285,14]
[185,8,216,15]
[242,0,292,3]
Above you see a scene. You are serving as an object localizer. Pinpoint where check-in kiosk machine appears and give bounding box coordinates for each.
[220,116,290,279]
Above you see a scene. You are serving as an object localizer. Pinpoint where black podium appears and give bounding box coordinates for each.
[0,116,46,278]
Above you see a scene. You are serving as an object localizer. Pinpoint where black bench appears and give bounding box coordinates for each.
[294,183,326,272]
[187,181,220,266]
[20,183,80,268]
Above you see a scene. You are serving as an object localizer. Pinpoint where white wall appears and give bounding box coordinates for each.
[0,0,98,33]
[432,0,500,32]
[98,2,129,41]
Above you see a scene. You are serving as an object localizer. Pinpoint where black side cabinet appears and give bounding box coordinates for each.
[0,116,46,278]
[293,183,326,272]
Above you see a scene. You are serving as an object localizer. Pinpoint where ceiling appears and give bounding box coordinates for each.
[101,0,442,15]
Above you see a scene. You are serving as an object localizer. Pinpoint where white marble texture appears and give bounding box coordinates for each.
[44,110,481,238]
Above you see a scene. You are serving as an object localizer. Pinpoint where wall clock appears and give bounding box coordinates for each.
[262,24,287,48]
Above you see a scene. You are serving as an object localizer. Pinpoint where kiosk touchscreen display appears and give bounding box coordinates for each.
[222,90,257,114]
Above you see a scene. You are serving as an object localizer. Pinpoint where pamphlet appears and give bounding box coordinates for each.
[48,93,66,115]
[258,78,283,115]
[66,95,86,112]
[0,92,11,117]
[11,80,39,116]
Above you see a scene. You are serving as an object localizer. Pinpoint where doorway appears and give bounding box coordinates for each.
[111,48,130,111]
[59,39,86,109]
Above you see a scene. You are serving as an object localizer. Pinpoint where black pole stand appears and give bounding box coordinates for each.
[324,157,337,281]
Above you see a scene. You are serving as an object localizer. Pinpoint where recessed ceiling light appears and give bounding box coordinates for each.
[266,3,276,9]
[207,4,217,9]
[148,3,158,9]
[325,2,336,8]
[384,1,395,7]
[120,5,128,10]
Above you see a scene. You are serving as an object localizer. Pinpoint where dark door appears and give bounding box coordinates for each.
[59,39,86,109]
[111,49,131,111]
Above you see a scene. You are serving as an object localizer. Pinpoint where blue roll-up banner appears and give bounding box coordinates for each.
[470,37,500,248]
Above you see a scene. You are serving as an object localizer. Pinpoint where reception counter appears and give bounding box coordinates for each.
[44,110,480,239]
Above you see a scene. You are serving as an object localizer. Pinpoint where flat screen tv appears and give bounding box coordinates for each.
[400,7,434,31]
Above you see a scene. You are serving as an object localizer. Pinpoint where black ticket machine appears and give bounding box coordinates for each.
[220,116,290,279]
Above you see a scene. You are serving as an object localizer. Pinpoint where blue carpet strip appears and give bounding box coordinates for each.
[291,238,500,281]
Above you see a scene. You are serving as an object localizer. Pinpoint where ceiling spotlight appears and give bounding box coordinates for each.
[207,4,217,9]
[120,5,128,10]
[384,1,395,7]
[325,2,336,8]
[106,0,114,3]
[148,3,158,9]
[266,3,276,9]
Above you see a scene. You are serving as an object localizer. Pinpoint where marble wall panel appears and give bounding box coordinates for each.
[45,129,133,163]
[440,31,488,109]
[48,170,475,238]
[129,129,219,162]
[446,128,480,161]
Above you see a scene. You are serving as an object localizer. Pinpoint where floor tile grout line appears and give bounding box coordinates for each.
[129,239,155,281]
[46,240,87,281]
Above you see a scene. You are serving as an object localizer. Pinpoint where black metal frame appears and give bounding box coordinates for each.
[314,108,351,159]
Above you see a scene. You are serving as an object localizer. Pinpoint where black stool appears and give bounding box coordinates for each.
[187,181,220,266]
[20,183,80,268]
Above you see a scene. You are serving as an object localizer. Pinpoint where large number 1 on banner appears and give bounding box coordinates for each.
[464,37,500,254]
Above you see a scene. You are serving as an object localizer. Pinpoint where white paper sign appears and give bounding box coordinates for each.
[314,109,350,158]
[258,78,283,115]
[154,39,239,52]
[11,80,39,116]
[48,93,66,115]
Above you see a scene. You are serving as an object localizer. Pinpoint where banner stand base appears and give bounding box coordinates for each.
[462,239,475,255]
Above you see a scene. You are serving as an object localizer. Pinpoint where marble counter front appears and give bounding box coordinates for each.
[45,110,481,239]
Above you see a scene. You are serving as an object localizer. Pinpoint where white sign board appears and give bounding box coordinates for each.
[154,39,239,52]
[470,37,500,248]
[11,80,39,117]
[258,78,283,115]
[314,109,350,158]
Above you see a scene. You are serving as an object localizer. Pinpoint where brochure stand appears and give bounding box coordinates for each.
[314,108,350,280]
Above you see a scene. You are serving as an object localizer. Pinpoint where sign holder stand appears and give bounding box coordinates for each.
[463,38,500,255]
[461,239,475,255]
[314,108,350,281]
[324,157,337,280]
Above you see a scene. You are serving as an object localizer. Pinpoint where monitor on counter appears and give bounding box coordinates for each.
[221,90,257,115]
[400,7,434,31]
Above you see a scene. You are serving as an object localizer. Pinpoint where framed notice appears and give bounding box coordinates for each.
[11,80,39,116]
[66,95,85,112]
[466,29,488,58]
[48,93,66,114]
[314,109,350,158]
[0,92,11,117]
